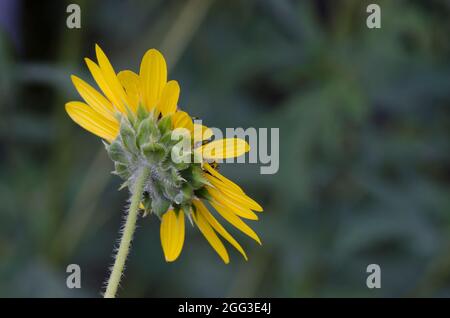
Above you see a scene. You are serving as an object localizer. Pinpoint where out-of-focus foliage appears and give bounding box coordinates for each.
[0,0,449,297]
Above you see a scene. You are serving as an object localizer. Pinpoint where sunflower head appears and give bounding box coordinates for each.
[66,45,263,263]
[104,105,207,217]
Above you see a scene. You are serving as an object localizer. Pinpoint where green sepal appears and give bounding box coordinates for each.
[118,180,129,191]
[125,106,137,128]
[136,117,158,147]
[194,187,212,201]
[113,162,130,180]
[106,140,130,165]
[169,167,185,187]
[139,112,161,143]
[192,165,209,189]
[159,131,175,146]
[141,142,167,163]
[136,104,149,121]
[151,196,171,217]
[119,118,139,154]
[181,204,192,216]
[158,115,172,134]
[163,186,182,204]
[182,183,194,201]
[182,165,208,189]
[173,160,190,171]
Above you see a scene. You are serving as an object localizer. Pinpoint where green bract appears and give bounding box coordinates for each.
[104,106,208,218]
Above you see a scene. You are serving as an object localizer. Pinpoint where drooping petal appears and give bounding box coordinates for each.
[157,80,180,116]
[192,207,230,264]
[210,200,262,245]
[117,70,141,112]
[71,75,117,122]
[95,44,132,112]
[204,173,263,212]
[85,58,127,115]
[160,210,185,262]
[65,101,119,141]
[172,111,194,131]
[139,49,167,111]
[207,186,258,220]
[203,162,244,193]
[199,138,250,160]
[194,200,247,260]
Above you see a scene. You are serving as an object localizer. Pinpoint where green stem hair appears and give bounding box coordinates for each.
[104,166,150,298]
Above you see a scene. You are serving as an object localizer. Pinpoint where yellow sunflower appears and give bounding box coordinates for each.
[66,45,262,271]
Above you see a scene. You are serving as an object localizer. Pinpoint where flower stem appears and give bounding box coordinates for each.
[104,166,150,298]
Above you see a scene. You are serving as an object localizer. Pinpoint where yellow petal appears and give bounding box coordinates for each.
[194,200,247,260]
[193,124,214,141]
[117,70,141,112]
[157,80,180,116]
[85,58,127,115]
[95,44,133,112]
[203,162,244,193]
[65,101,119,141]
[160,210,185,262]
[199,138,250,160]
[139,49,167,111]
[193,208,230,264]
[71,75,117,122]
[172,111,194,131]
[204,173,263,212]
[207,186,258,220]
[210,200,261,245]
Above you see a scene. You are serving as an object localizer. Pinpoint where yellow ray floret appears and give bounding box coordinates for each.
[160,209,185,262]
[157,80,180,116]
[209,199,262,245]
[207,186,258,220]
[84,58,127,115]
[203,162,244,193]
[204,173,263,212]
[199,138,250,160]
[172,111,194,131]
[192,204,230,264]
[65,101,119,141]
[71,75,117,122]
[117,70,141,112]
[140,49,167,111]
[95,44,132,112]
[194,200,248,261]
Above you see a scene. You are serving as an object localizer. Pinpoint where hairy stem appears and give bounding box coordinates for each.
[104,166,150,298]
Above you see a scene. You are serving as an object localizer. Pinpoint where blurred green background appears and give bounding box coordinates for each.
[0,0,449,297]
